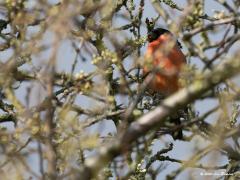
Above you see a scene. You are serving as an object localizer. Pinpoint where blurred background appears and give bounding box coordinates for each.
[0,0,239,179]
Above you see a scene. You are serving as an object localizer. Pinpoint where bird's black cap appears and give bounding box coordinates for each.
[147,28,182,48]
[147,28,171,42]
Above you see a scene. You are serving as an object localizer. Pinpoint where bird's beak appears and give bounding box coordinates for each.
[147,34,152,42]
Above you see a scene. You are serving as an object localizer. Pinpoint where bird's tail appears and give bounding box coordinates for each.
[170,107,188,140]
[170,116,183,140]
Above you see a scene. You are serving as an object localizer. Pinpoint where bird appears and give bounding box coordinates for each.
[143,28,187,139]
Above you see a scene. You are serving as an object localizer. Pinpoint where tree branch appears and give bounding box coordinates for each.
[80,51,240,179]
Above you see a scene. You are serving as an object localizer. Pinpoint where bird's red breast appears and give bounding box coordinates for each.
[144,32,186,95]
